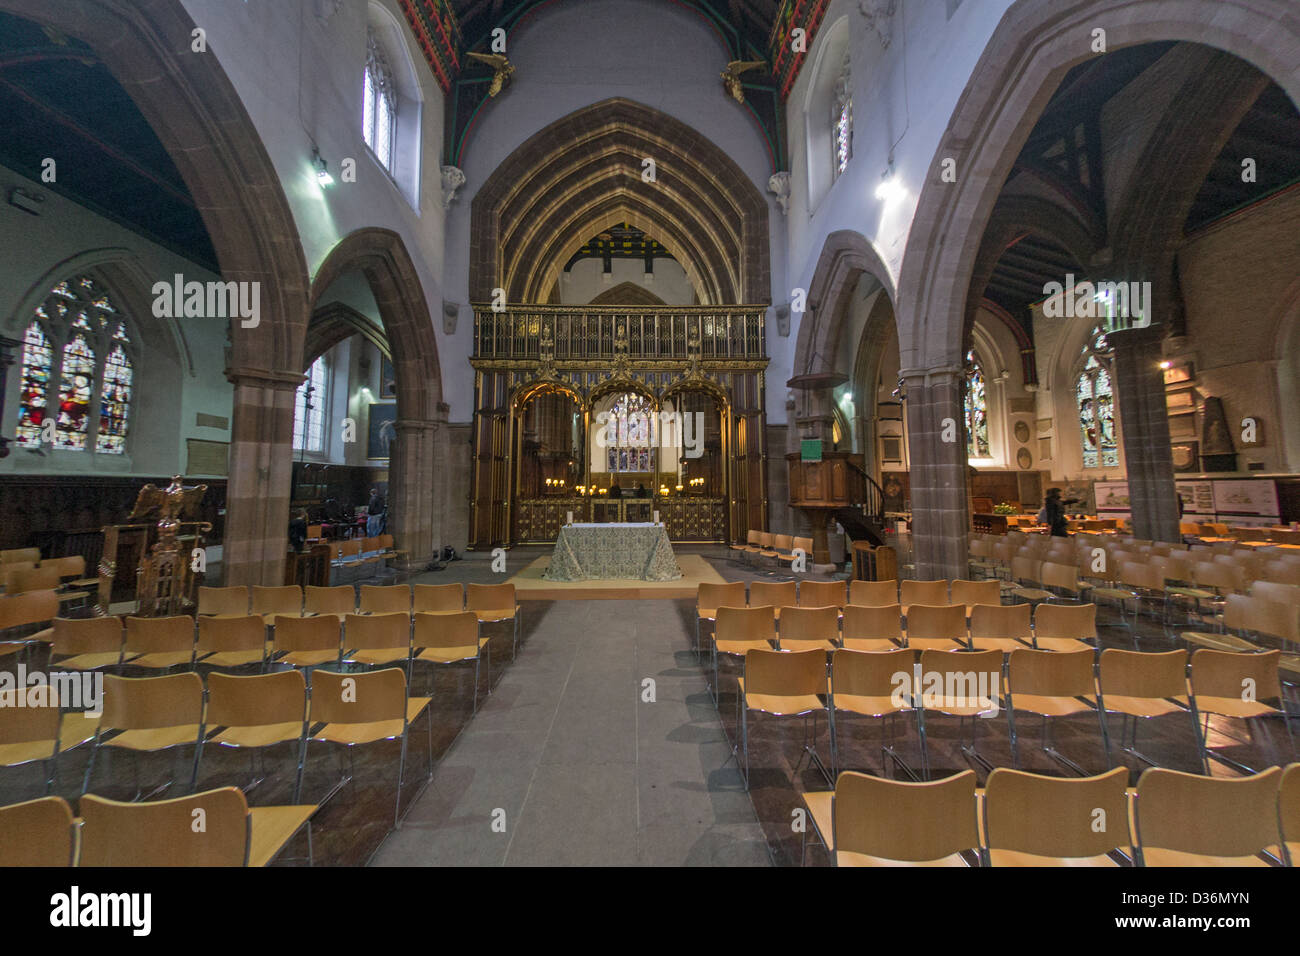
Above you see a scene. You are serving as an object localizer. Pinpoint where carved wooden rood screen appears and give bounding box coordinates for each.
[469,306,770,548]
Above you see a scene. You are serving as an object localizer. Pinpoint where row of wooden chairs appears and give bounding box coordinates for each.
[803,763,1300,867]
[0,785,316,867]
[1,666,429,828]
[729,531,815,571]
[726,640,1292,786]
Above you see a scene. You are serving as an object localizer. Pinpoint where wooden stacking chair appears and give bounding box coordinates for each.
[1032,602,1098,653]
[0,685,96,795]
[761,533,795,568]
[949,579,1001,615]
[270,615,342,671]
[968,602,1032,653]
[900,580,948,615]
[1005,648,1106,774]
[199,670,308,790]
[840,604,903,651]
[848,579,898,607]
[466,583,521,660]
[300,667,431,826]
[360,584,411,616]
[413,611,491,712]
[1278,763,1300,866]
[777,536,814,572]
[828,647,917,778]
[983,767,1130,866]
[915,649,1005,779]
[343,613,413,673]
[904,604,968,651]
[252,586,304,626]
[730,530,761,563]
[1096,649,1197,770]
[4,564,62,595]
[80,786,316,867]
[412,583,465,615]
[48,616,124,670]
[122,616,196,670]
[710,605,775,708]
[750,580,796,620]
[1189,648,1291,773]
[737,648,829,790]
[798,580,846,609]
[198,586,250,619]
[696,581,747,663]
[304,585,356,620]
[1182,594,1292,654]
[830,769,979,866]
[0,796,76,866]
[0,589,60,660]
[196,615,268,670]
[777,604,840,652]
[83,672,206,796]
[1134,766,1281,866]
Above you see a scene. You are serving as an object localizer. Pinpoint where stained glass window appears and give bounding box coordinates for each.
[56,335,94,449]
[832,50,852,178]
[964,348,990,458]
[1077,326,1118,468]
[15,323,52,446]
[363,28,397,173]
[605,393,656,473]
[294,357,327,453]
[15,275,133,453]
[97,343,132,454]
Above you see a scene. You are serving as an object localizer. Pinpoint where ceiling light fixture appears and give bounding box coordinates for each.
[313,148,334,187]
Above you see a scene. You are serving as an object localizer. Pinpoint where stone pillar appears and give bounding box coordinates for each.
[902,365,969,580]
[224,367,301,586]
[1109,325,1180,543]
[388,414,440,571]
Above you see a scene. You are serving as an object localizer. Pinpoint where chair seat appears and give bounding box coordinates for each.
[969,637,1031,652]
[1091,587,1135,601]
[1010,694,1095,717]
[743,691,826,717]
[1140,848,1270,867]
[346,647,412,666]
[1034,638,1095,653]
[311,698,430,745]
[197,649,265,668]
[832,693,909,717]
[802,790,834,854]
[124,651,193,669]
[1181,631,1259,652]
[0,739,55,766]
[1010,588,1053,602]
[248,805,317,867]
[54,651,121,670]
[989,849,1121,867]
[728,544,748,552]
[778,639,837,652]
[1103,695,1188,719]
[776,555,797,565]
[1194,695,1281,719]
[211,721,304,749]
[199,612,252,620]
[837,851,969,867]
[105,725,202,751]
[840,638,900,652]
[1280,655,1300,680]
[922,703,999,718]
[758,550,780,558]
[714,639,773,656]
[473,609,516,622]
[906,638,966,651]
[60,711,101,751]
[274,650,340,667]
[416,639,489,663]
[1166,587,1216,600]
[262,612,305,626]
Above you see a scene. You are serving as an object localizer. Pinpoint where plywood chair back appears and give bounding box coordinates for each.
[198,586,249,617]
[0,589,59,631]
[744,647,827,698]
[849,579,898,607]
[749,580,796,608]
[1098,649,1187,700]
[1035,603,1096,642]
[917,649,1004,711]
[414,610,480,649]
[466,583,516,615]
[50,616,123,657]
[0,688,62,744]
[715,605,775,643]
[252,585,303,618]
[1136,766,1281,865]
[970,602,1030,642]
[124,616,195,656]
[799,580,846,608]
[778,605,839,647]
[697,582,746,615]
[906,604,967,642]
[305,585,356,617]
[0,796,75,866]
[832,769,978,864]
[5,565,61,595]
[309,666,406,725]
[841,604,903,643]
[949,579,1000,610]
[1008,648,1095,699]
[79,787,249,867]
[360,585,412,615]
[413,584,465,613]
[345,613,410,651]
[901,579,949,607]
[1278,763,1300,864]
[197,615,265,657]
[1190,648,1282,704]
[831,647,912,699]
[0,547,40,565]
[100,672,204,732]
[274,615,341,654]
[984,767,1129,863]
[206,670,306,729]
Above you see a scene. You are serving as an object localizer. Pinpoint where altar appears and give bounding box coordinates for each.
[542,522,683,582]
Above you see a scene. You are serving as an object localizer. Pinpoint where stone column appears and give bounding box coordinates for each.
[388,415,440,571]
[902,365,969,580]
[1109,325,1180,543]
[224,367,301,586]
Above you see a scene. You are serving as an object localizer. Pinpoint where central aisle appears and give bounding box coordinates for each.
[372,598,772,866]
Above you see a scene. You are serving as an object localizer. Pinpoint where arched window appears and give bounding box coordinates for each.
[964,348,990,458]
[15,275,134,454]
[1077,326,1118,468]
[363,27,397,173]
[832,49,852,178]
[294,357,327,453]
[605,393,656,473]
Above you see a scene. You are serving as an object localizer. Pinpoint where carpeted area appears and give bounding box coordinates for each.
[506,553,725,600]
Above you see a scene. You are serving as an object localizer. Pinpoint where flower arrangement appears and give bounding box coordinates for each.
[992,502,1018,515]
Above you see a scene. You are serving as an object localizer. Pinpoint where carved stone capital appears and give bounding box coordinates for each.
[440,165,466,208]
[767,170,792,215]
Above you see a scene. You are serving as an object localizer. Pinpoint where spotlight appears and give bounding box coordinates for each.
[313,148,334,187]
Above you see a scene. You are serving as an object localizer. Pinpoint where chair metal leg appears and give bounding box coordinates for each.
[740,701,750,791]
[395,730,409,828]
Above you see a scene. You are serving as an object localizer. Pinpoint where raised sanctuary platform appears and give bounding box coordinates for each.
[509,553,723,600]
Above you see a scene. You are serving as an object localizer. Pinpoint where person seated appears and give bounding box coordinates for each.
[288,510,308,553]
[609,481,622,499]
[635,482,647,498]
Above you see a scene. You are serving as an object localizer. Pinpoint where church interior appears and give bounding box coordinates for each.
[1,0,1300,878]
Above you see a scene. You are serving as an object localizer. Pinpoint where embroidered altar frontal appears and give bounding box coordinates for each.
[543,523,683,582]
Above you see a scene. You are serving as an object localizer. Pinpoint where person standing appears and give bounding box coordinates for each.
[366,487,386,536]
[1041,487,1070,537]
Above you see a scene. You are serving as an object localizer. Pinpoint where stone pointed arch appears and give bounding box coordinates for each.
[309,228,445,569]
